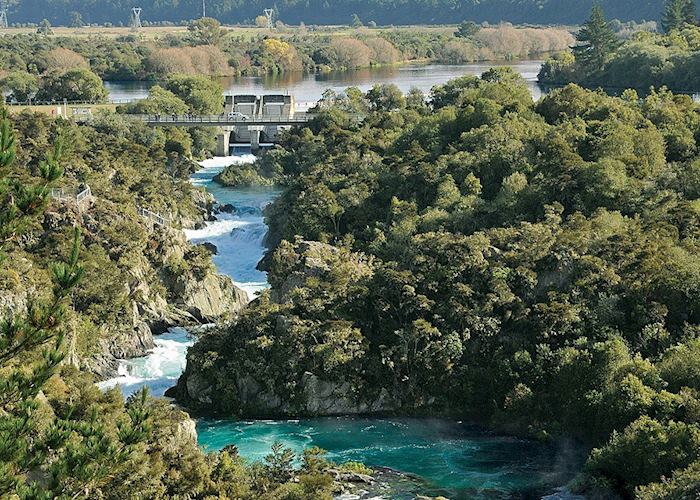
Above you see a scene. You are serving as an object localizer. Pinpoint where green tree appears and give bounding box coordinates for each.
[455,20,480,38]
[165,74,223,114]
[123,85,188,114]
[0,111,83,494]
[187,17,226,45]
[2,71,39,102]
[573,5,621,71]
[351,13,363,27]
[37,18,53,35]
[70,11,84,28]
[36,68,108,102]
[587,417,700,494]
[265,441,295,484]
[367,83,405,111]
[662,0,697,33]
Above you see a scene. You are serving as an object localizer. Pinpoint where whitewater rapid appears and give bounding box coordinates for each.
[101,154,276,397]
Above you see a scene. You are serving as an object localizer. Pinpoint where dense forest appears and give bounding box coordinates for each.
[540,2,700,92]
[176,71,700,497]
[2,0,686,26]
[0,105,381,497]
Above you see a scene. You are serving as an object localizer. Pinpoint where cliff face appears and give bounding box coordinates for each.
[1,191,249,379]
[92,222,248,379]
[176,366,397,417]
[174,240,398,417]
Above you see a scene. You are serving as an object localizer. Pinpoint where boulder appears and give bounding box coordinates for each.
[181,273,248,322]
[201,242,218,255]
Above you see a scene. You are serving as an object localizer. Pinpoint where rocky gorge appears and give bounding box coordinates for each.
[0,173,249,380]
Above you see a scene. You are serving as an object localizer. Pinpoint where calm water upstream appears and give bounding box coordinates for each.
[100,155,578,498]
[105,60,545,103]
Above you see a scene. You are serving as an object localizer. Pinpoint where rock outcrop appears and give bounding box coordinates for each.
[177,366,397,416]
[27,192,249,379]
[174,239,393,417]
[178,272,248,322]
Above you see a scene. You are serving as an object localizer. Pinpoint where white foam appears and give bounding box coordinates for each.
[98,327,194,397]
[186,155,275,299]
[184,218,249,240]
[99,155,278,397]
[199,155,257,169]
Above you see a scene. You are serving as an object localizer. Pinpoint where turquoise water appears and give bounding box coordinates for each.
[102,157,578,497]
[197,417,573,499]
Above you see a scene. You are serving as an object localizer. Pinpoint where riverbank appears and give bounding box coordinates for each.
[106,60,546,103]
[97,153,580,497]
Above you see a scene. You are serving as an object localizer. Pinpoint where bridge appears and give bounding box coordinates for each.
[132,114,313,127]
[133,112,316,154]
[54,93,321,154]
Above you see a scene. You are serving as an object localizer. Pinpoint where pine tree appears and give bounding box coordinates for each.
[662,0,697,33]
[0,108,84,494]
[573,5,621,73]
[0,106,163,497]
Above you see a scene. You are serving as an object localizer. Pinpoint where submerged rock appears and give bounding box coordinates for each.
[201,242,218,255]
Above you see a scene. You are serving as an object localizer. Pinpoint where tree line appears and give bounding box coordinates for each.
[540,0,700,91]
[3,0,692,27]
[0,22,572,103]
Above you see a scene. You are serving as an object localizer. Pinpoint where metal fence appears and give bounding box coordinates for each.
[137,206,170,227]
[51,185,92,207]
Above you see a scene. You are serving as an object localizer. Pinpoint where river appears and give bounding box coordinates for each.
[99,154,579,499]
[105,60,545,103]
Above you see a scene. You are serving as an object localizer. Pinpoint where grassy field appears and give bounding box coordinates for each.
[0,24,466,40]
[0,23,574,44]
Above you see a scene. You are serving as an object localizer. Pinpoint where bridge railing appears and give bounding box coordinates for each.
[76,185,92,204]
[131,114,313,124]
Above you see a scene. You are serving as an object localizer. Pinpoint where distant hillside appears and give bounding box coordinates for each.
[4,0,677,27]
